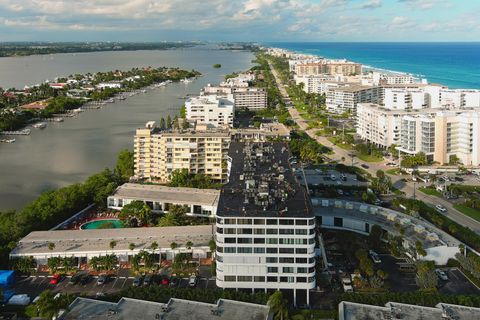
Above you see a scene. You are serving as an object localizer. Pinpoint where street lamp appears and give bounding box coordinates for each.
[413,181,416,201]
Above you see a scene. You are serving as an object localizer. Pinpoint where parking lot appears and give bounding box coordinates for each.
[438,268,480,295]
[12,270,217,300]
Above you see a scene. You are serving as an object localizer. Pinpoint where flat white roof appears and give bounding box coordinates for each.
[11,225,213,257]
[109,183,220,207]
[61,297,271,320]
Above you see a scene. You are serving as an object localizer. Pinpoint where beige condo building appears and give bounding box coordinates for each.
[134,121,231,183]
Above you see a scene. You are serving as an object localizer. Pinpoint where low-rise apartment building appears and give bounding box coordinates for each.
[107,183,220,217]
[185,95,234,128]
[295,60,362,76]
[326,84,381,113]
[202,85,267,110]
[134,122,231,183]
[357,104,480,165]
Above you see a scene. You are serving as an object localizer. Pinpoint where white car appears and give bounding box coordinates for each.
[435,205,447,213]
[435,269,449,281]
[369,250,382,264]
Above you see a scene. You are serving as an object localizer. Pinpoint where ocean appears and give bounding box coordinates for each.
[267,42,480,89]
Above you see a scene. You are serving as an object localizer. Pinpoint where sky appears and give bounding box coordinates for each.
[0,0,478,42]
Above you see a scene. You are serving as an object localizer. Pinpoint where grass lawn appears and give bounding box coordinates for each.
[327,137,353,151]
[356,153,383,163]
[386,168,400,175]
[418,187,442,197]
[453,204,480,222]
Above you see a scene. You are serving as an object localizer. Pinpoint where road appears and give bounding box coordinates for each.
[268,61,480,234]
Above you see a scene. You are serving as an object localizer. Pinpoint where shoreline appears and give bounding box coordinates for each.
[267,43,479,89]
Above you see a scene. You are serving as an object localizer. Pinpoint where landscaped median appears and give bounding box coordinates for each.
[418,186,443,197]
[453,204,480,223]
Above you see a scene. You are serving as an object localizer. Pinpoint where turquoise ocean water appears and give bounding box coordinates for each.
[267,42,480,89]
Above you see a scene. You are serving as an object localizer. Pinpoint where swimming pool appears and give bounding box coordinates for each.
[80,219,122,230]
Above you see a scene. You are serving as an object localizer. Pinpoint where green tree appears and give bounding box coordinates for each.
[119,200,152,227]
[208,238,216,252]
[129,243,136,251]
[115,149,134,181]
[109,240,117,251]
[48,242,55,251]
[186,241,193,250]
[159,117,166,130]
[268,290,289,320]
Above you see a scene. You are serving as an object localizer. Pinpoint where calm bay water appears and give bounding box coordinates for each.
[0,47,254,210]
[269,42,480,89]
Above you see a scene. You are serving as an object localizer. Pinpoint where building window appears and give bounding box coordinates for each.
[238,276,252,282]
[254,247,265,254]
[254,219,265,225]
[267,276,278,282]
[296,258,307,263]
[266,257,278,263]
[225,218,236,224]
[224,276,236,282]
[283,267,294,273]
[224,247,236,254]
[295,229,307,235]
[237,238,252,244]
[279,257,294,264]
[267,248,278,254]
[266,229,278,235]
[279,248,294,254]
[238,247,252,254]
[254,276,265,282]
[254,238,265,244]
[237,219,252,225]
[266,238,278,244]
[266,219,278,225]
[254,229,265,235]
[279,229,294,235]
[296,248,307,254]
[279,219,294,225]
[224,238,236,244]
[267,267,278,273]
[238,228,252,234]
[224,228,236,235]
[296,220,308,225]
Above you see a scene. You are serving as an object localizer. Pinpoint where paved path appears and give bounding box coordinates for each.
[268,61,480,235]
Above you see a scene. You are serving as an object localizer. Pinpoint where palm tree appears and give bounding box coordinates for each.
[48,242,55,251]
[170,242,178,260]
[109,240,117,252]
[185,241,193,250]
[150,241,159,265]
[268,290,288,320]
[129,243,136,251]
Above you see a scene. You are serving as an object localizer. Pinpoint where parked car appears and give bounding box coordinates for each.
[143,274,153,286]
[97,274,109,286]
[330,174,337,181]
[369,250,382,264]
[188,275,198,288]
[69,273,82,285]
[161,275,170,286]
[80,274,92,285]
[435,204,447,213]
[361,164,369,169]
[50,274,64,285]
[435,269,449,281]
[341,174,347,181]
[133,276,144,287]
[169,276,179,287]
[337,189,344,196]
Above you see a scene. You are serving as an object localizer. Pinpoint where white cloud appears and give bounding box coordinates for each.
[359,0,382,9]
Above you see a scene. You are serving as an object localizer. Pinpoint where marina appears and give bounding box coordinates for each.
[0,47,254,210]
